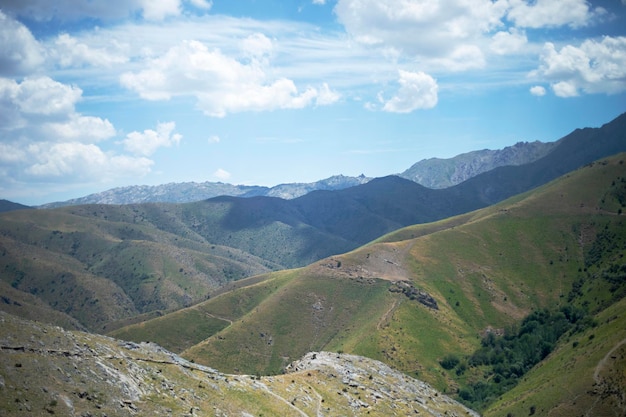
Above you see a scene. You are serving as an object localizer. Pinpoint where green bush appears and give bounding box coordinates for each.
[439,354,460,370]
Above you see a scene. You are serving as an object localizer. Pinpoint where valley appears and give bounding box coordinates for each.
[0,114,625,416]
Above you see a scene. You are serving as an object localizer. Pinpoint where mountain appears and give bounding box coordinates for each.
[399,140,557,188]
[1,114,625,333]
[39,174,372,208]
[0,311,480,416]
[0,200,31,213]
[38,139,554,207]
[41,115,625,213]
[113,153,626,416]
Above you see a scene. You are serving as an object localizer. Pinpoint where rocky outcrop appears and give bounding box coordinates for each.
[389,280,439,309]
[0,311,477,416]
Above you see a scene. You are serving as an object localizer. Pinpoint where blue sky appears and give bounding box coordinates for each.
[1,0,625,205]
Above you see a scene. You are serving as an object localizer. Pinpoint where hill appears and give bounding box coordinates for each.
[0,200,31,213]
[0,311,479,416]
[0,204,276,332]
[113,153,626,415]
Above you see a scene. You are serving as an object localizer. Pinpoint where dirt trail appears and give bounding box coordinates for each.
[204,311,233,325]
[594,337,626,383]
[377,298,401,330]
[585,337,626,417]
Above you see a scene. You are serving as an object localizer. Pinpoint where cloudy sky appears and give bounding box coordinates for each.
[1,0,625,205]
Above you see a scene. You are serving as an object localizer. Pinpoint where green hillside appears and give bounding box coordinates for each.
[115,154,626,414]
[0,204,274,331]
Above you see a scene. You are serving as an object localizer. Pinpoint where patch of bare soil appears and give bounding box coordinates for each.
[310,241,415,282]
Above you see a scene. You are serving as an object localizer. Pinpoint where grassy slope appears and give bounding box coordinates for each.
[115,154,625,413]
[0,204,273,331]
[484,297,626,417]
[0,311,478,417]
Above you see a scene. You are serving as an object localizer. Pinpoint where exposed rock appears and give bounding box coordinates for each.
[0,311,477,416]
[389,280,439,309]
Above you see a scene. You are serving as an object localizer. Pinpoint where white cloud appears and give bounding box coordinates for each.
[208,135,221,144]
[315,83,341,105]
[490,28,528,55]
[120,39,339,116]
[0,76,156,193]
[532,36,626,97]
[551,81,579,97]
[140,0,181,20]
[26,142,153,178]
[0,11,44,76]
[334,0,507,69]
[0,76,82,121]
[43,115,116,143]
[313,0,326,4]
[241,33,273,59]
[51,34,128,68]
[213,168,231,181]
[122,121,182,156]
[529,85,546,96]
[381,70,438,113]
[506,0,605,29]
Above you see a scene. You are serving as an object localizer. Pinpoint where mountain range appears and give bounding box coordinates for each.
[111,152,626,416]
[1,150,624,416]
[40,138,556,208]
[0,112,625,416]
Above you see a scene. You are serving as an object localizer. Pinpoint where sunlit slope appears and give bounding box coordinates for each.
[124,154,625,399]
[0,311,480,417]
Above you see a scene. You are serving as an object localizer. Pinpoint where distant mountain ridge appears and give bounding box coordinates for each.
[39,137,563,208]
[40,174,373,208]
[399,140,558,188]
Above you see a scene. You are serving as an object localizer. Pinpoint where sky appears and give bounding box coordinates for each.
[1,0,625,206]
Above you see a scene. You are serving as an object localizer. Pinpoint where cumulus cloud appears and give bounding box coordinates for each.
[8,76,82,116]
[529,85,546,96]
[43,115,116,142]
[0,77,83,129]
[381,70,438,113]
[334,0,506,69]
[0,76,157,191]
[490,28,528,55]
[531,36,626,97]
[51,34,129,68]
[0,11,44,76]
[208,135,221,144]
[506,0,605,29]
[120,39,339,117]
[121,122,182,156]
[25,142,153,178]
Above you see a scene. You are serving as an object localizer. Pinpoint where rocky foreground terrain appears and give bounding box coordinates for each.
[0,311,478,416]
